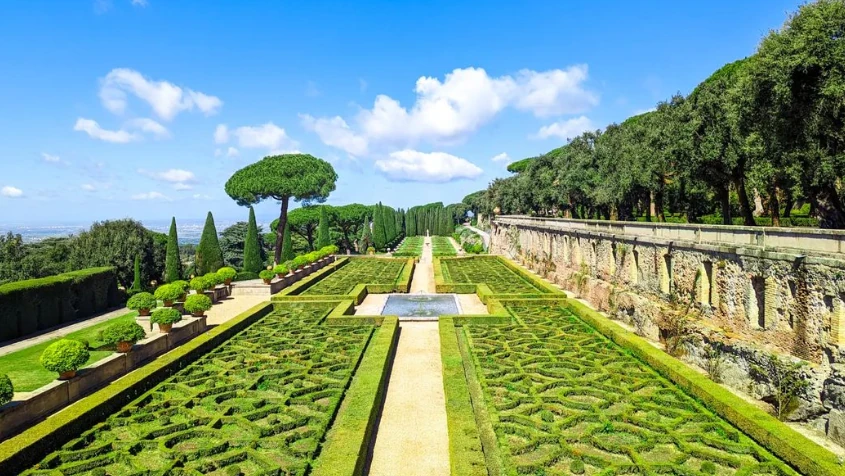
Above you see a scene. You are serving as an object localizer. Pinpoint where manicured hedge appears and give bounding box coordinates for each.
[0,267,120,342]
[565,299,842,476]
[311,316,398,476]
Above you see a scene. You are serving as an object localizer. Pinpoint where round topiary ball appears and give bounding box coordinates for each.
[0,374,13,406]
[151,307,183,326]
[126,292,157,312]
[40,339,90,376]
[101,321,147,347]
[184,294,213,315]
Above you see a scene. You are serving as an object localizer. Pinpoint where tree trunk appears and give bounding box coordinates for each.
[815,184,845,229]
[648,191,656,221]
[656,189,666,222]
[733,176,756,226]
[718,185,731,225]
[783,192,794,219]
[274,196,290,265]
[769,186,781,227]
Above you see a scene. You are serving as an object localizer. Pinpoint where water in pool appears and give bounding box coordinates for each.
[381,294,459,317]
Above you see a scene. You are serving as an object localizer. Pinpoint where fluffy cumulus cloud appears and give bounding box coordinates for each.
[139,168,196,190]
[303,65,598,154]
[127,118,170,139]
[491,152,510,162]
[374,150,483,183]
[74,118,138,143]
[131,191,170,201]
[1,186,24,198]
[535,116,595,140]
[213,122,297,151]
[99,68,222,121]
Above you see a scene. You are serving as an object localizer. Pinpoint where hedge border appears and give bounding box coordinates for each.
[564,299,842,476]
[433,256,564,297]
[0,301,275,474]
[311,316,398,476]
[275,258,350,297]
[439,317,488,476]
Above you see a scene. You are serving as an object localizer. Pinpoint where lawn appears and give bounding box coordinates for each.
[0,311,138,392]
[301,258,406,295]
[393,236,424,257]
[431,236,457,257]
[441,256,546,294]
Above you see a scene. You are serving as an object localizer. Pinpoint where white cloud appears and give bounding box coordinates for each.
[74,118,139,143]
[42,152,63,164]
[226,147,239,157]
[214,124,229,144]
[300,114,368,156]
[535,116,595,140]
[131,0,148,6]
[81,184,96,192]
[304,65,598,153]
[192,194,212,200]
[127,117,170,139]
[1,186,23,198]
[491,152,510,162]
[139,168,196,183]
[99,68,222,121]
[375,150,483,183]
[220,122,296,150]
[131,191,170,201]
[173,183,193,191]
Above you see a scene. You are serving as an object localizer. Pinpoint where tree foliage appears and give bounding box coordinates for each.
[196,212,224,275]
[165,217,182,283]
[243,207,264,273]
[68,219,162,288]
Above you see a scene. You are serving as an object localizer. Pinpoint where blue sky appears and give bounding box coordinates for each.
[0,0,801,226]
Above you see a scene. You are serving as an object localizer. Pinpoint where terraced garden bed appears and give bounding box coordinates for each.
[300,258,407,296]
[440,257,547,294]
[21,302,374,475]
[460,301,797,475]
[431,236,457,257]
[393,236,424,257]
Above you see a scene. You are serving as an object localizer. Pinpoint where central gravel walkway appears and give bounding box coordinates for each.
[369,236,450,476]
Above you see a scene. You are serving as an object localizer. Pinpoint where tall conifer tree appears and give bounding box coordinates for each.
[196,212,224,274]
[243,207,263,272]
[317,206,331,249]
[165,217,181,282]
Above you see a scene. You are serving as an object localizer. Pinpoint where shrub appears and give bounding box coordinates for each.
[184,294,213,315]
[701,461,716,475]
[273,264,289,275]
[101,321,146,346]
[126,292,156,311]
[293,255,310,268]
[304,252,320,263]
[366,246,375,255]
[320,244,338,255]
[171,280,189,292]
[570,459,585,474]
[40,339,90,374]
[151,307,182,326]
[751,355,810,421]
[234,271,258,281]
[217,266,237,283]
[154,283,183,303]
[204,272,222,288]
[190,276,209,292]
[0,374,12,405]
[284,260,296,271]
[259,270,275,282]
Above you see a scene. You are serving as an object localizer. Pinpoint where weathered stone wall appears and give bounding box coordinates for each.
[491,216,845,446]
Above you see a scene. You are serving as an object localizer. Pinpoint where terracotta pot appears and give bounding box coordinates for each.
[179,294,187,302]
[158,323,173,333]
[224,279,232,286]
[138,308,151,317]
[116,341,133,353]
[263,279,272,285]
[276,273,285,279]
[163,300,174,307]
[191,311,204,318]
[58,370,77,380]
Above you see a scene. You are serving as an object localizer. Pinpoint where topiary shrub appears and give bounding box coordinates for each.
[217,266,237,285]
[293,255,309,269]
[154,283,183,306]
[234,271,259,281]
[184,294,213,317]
[284,260,296,273]
[204,272,222,288]
[259,270,275,284]
[101,321,146,352]
[171,279,189,292]
[151,307,182,332]
[126,292,157,316]
[273,264,288,277]
[0,374,13,405]
[190,276,209,292]
[40,339,90,379]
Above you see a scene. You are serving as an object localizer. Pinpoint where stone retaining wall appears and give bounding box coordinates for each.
[491,216,845,447]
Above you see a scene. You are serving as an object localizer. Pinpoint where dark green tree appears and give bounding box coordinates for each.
[196,212,224,275]
[282,221,295,261]
[225,154,337,264]
[243,207,263,273]
[68,219,160,288]
[165,217,181,282]
[333,203,369,252]
[129,255,142,293]
[359,216,372,252]
[317,205,331,249]
[372,203,385,251]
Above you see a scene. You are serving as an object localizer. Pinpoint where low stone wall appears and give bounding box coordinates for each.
[230,257,336,296]
[491,216,845,447]
[0,316,207,440]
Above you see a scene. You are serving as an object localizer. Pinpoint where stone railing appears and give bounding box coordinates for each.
[495,215,845,256]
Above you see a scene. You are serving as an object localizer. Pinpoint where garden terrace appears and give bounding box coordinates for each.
[431,236,457,257]
[15,301,386,475]
[438,256,556,295]
[393,236,424,257]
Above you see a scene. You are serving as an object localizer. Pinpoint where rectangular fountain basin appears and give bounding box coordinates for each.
[381,294,459,321]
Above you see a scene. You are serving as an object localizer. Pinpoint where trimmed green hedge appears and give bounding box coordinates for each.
[565,299,842,476]
[311,316,398,475]
[0,302,274,474]
[0,267,120,342]
[439,317,488,476]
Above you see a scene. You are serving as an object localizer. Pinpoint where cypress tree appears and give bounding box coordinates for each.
[196,211,224,274]
[317,205,331,249]
[373,204,386,250]
[165,217,181,282]
[360,216,372,252]
[282,221,295,262]
[130,255,142,292]
[243,207,263,273]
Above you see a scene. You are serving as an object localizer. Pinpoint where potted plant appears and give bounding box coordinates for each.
[0,374,12,406]
[154,284,183,307]
[102,321,147,353]
[126,292,157,316]
[367,246,375,255]
[259,269,275,285]
[40,339,90,380]
[273,264,288,278]
[151,308,182,333]
[184,294,213,317]
[293,255,309,270]
[217,267,237,286]
[284,260,296,275]
[190,276,209,293]
[171,280,190,300]
[204,272,222,290]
